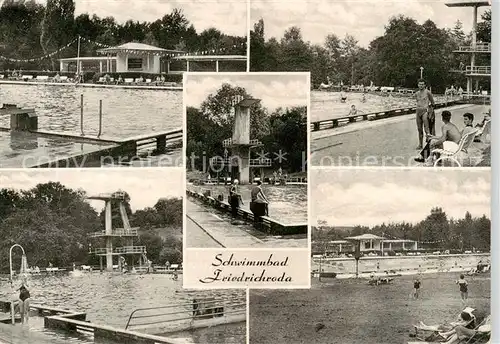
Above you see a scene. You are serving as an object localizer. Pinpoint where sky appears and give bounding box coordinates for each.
[185,73,309,110]
[251,0,490,47]
[30,0,248,36]
[0,168,184,211]
[312,169,490,227]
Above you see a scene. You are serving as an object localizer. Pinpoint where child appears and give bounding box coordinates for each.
[456,274,468,304]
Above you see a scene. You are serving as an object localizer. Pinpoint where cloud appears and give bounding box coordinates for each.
[0,168,184,211]
[32,0,247,36]
[185,74,308,110]
[311,169,490,226]
[251,0,488,47]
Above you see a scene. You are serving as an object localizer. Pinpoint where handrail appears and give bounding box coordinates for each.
[125,297,246,330]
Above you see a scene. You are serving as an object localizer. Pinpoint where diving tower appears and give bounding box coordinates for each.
[446,0,491,94]
[210,96,271,184]
[88,191,146,272]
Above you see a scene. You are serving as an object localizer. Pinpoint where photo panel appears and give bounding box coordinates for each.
[0,168,247,344]
[249,167,491,344]
[183,72,310,288]
[250,0,491,168]
[0,0,248,168]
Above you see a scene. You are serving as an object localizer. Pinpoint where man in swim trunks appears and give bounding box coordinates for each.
[415,79,435,149]
[415,111,461,163]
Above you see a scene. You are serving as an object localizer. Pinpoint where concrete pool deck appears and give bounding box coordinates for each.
[0,129,182,168]
[311,103,490,167]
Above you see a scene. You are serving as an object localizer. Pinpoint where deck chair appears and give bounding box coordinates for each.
[432,129,478,167]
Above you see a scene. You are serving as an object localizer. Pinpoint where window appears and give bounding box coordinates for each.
[127,58,143,70]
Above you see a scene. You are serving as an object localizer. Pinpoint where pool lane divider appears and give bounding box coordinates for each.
[186,189,307,235]
[310,99,467,132]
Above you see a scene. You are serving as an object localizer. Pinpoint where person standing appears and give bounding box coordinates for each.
[415,79,436,149]
[456,274,469,304]
[229,179,243,219]
[13,277,30,324]
[413,278,421,299]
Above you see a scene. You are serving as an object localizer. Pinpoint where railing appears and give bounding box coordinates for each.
[465,66,491,75]
[92,246,146,255]
[222,138,263,147]
[90,229,139,237]
[122,128,182,156]
[455,43,491,52]
[310,100,460,132]
[125,297,246,332]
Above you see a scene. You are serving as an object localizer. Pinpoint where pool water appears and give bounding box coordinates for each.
[311,91,451,122]
[0,84,182,139]
[0,274,245,343]
[188,184,307,224]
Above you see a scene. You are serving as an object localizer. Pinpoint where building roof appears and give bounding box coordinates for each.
[172,55,247,61]
[97,42,184,56]
[383,239,417,243]
[58,56,117,62]
[345,234,386,241]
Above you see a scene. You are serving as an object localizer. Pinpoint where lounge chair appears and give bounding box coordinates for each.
[411,307,476,342]
[431,129,478,167]
[59,76,68,82]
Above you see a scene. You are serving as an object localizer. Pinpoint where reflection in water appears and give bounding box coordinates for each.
[0,84,182,138]
[9,131,39,151]
[311,91,450,122]
[189,184,307,223]
[0,274,245,344]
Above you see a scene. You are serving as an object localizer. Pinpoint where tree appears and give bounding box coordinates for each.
[40,0,75,69]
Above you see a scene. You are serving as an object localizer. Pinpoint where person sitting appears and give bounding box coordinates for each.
[438,315,490,344]
[414,110,461,164]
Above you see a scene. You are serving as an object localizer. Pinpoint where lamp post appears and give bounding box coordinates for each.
[420,67,424,79]
[9,244,26,324]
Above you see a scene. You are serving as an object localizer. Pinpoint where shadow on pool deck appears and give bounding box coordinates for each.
[311,104,490,167]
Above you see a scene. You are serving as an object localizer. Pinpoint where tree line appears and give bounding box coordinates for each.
[0,0,246,70]
[251,11,491,93]
[187,83,307,175]
[0,182,182,273]
[313,207,490,253]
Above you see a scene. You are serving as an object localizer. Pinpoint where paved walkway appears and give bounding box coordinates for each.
[186,200,307,248]
[311,104,490,167]
[0,321,83,344]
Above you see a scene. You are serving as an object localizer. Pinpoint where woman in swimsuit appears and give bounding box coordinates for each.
[18,282,30,324]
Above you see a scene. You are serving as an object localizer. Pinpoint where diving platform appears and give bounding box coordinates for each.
[464,66,491,76]
[90,228,139,237]
[222,138,263,148]
[454,43,491,53]
[87,191,128,201]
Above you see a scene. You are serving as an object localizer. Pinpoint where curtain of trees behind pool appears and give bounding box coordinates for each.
[313,207,490,254]
[0,0,246,71]
[251,11,491,93]
[186,83,307,177]
[0,182,183,272]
